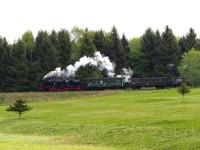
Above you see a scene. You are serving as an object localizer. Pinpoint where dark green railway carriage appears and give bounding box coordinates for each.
[80,77,124,90]
[130,77,183,89]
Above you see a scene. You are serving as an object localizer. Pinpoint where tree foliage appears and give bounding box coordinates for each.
[129,38,144,77]
[35,31,58,77]
[141,28,161,76]
[0,37,13,91]
[22,31,34,64]
[80,29,95,57]
[178,83,190,100]
[1,26,200,91]
[153,26,180,77]
[93,30,106,55]
[179,28,197,55]
[178,48,200,86]
[6,99,31,118]
[75,65,103,78]
[58,29,71,68]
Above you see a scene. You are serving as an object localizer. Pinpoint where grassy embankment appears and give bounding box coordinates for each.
[0,89,200,150]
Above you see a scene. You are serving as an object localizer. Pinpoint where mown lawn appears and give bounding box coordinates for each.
[0,89,200,149]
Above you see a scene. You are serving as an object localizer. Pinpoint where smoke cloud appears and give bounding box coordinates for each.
[43,51,115,79]
[116,68,133,82]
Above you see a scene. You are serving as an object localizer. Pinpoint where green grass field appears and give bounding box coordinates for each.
[0,89,200,150]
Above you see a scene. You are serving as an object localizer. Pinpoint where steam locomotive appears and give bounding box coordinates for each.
[38,77,184,92]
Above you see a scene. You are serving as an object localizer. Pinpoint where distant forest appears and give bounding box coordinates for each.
[0,26,198,91]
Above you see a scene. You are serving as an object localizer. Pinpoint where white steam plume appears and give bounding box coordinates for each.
[43,51,115,79]
[116,68,133,82]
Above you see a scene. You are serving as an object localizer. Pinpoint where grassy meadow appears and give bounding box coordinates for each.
[0,89,200,149]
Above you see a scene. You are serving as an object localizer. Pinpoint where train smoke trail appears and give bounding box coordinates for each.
[116,68,133,82]
[43,51,115,79]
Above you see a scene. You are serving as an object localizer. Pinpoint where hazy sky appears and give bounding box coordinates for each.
[0,0,200,42]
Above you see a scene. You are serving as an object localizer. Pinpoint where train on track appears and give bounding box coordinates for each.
[38,77,185,92]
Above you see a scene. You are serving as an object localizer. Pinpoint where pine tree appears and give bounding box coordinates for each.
[80,29,95,57]
[179,28,197,54]
[121,34,130,68]
[49,30,59,50]
[58,29,71,69]
[0,37,14,91]
[11,40,29,91]
[6,99,31,118]
[178,83,190,101]
[49,30,59,67]
[35,31,59,78]
[141,28,161,76]
[93,30,106,54]
[108,26,123,73]
[154,26,180,77]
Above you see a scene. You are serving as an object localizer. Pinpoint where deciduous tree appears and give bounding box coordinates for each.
[178,48,200,86]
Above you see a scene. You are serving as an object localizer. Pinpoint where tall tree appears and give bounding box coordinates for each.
[80,28,95,57]
[178,48,200,86]
[49,30,59,49]
[11,40,29,91]
[129,37,145,77]
[49,30,59,66]
[179,28,197,54]
[58,29,71,69]
[154,26,180,76]
[22,31,34,64]
[93,30,106,54]
[0,37,16,91]
[141,28,161,76]
[21,31,38,90]
[108,26,123,73]
[121,34,130,68]
[35,31,58,78]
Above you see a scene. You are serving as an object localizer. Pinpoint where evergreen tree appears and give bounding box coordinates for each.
[35,31,58,78]
[186,28,197,49]
[11,40,29,91]
[58,29,71,69]
[49,30,59,66]
[178,83,190,101]
[6,99,31,118]
[0,37,13,91]
[49,30,59,49]
[179,28,197,54]
[121,34,130,68]
[108,26,123,73]
[80,29,95,57]
[141,28,161,76]
[154,26,180,77]
[93,30,106,54]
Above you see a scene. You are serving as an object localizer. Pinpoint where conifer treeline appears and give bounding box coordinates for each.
[0,26,198,91]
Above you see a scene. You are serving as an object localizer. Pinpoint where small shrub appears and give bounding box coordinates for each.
[178,83,190,101]
[6,99,32,118]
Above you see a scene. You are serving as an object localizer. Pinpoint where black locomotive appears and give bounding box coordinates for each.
[38,77,185,92]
